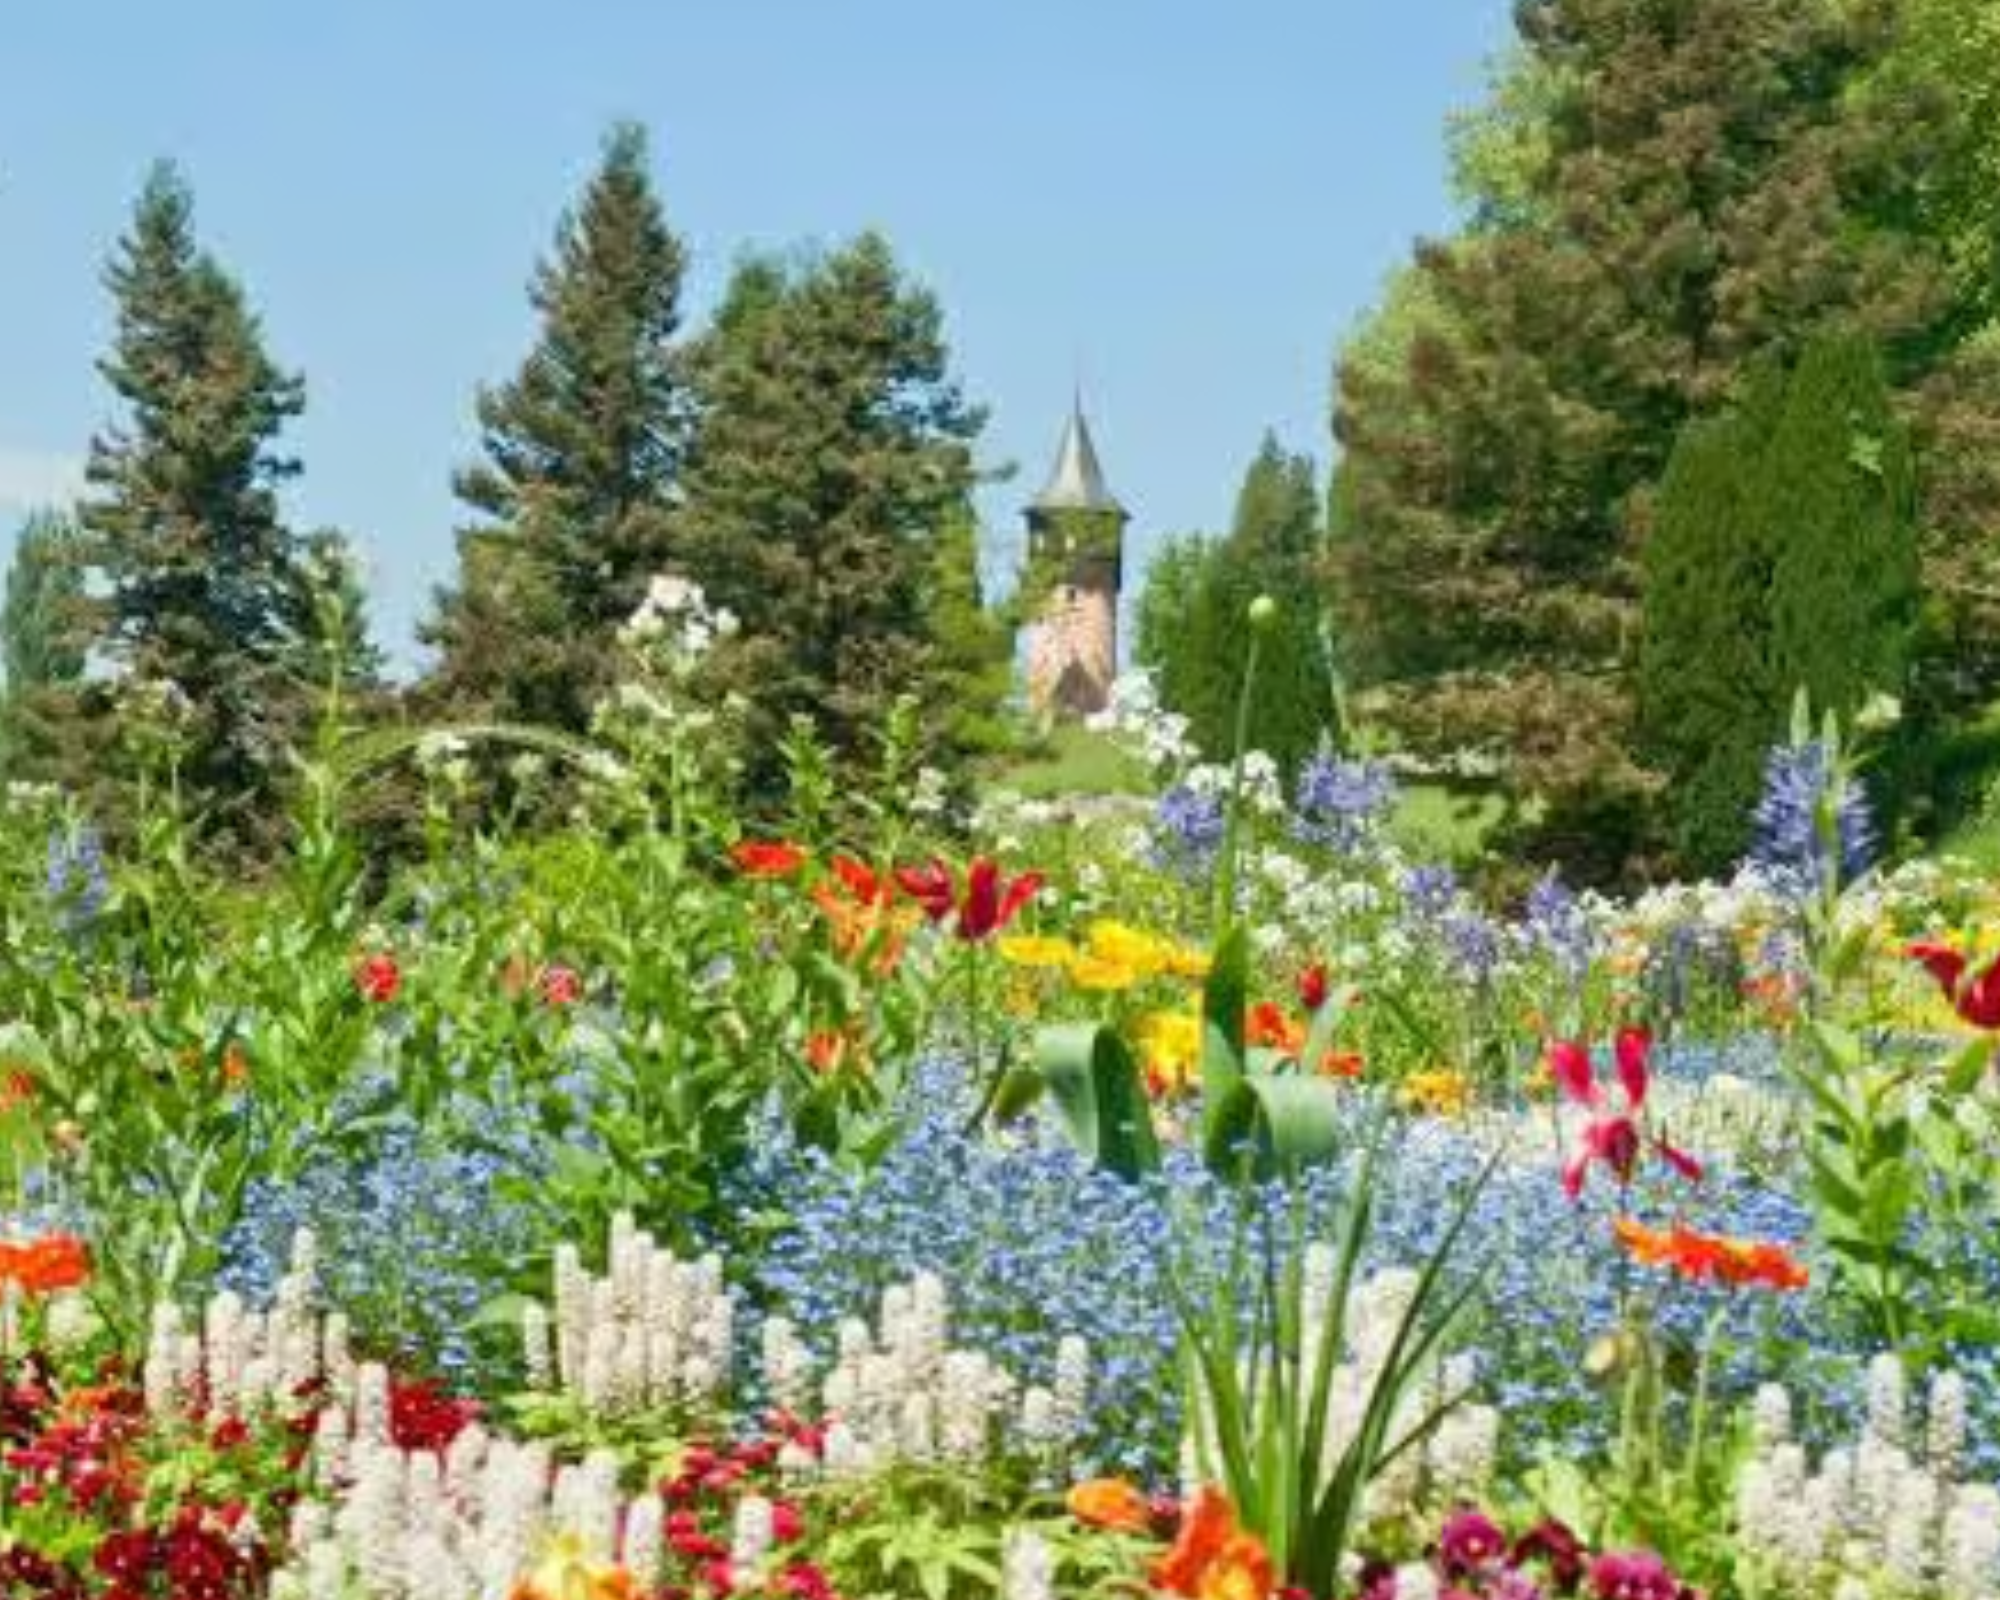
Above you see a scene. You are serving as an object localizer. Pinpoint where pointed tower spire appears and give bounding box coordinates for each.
[1030,396,1124,518]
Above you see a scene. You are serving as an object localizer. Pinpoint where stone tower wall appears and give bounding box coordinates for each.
[1027,575,1117,717]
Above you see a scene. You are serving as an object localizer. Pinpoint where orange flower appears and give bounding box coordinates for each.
[1151,1487,1275,1599]
[1245,1002,1305,1055]
[1613,1216,1808,1292]
[732,840,808,878]
[1066,1477,1152,1534]
[0,1069,35,1114]
[1317,1048,1364,1080]
[813,857,910,975]
[510,1532,635,1600]
[0,1232,90,1294]
[220,1040,249,1085]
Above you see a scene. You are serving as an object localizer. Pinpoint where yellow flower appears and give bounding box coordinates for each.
[1085,919,1174,979]
[511,1532,635,1600]
[1070,954,1141,992]
[1135,1008,1202,1092]
[1162,943,1212,980]
[1398,1068,1472,1118]
[999,934,1078,969]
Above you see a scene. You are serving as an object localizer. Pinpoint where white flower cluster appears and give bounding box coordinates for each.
[1086,671,1196,772]
[1736,1358,2000,1598]
[522,1211,734,1414]
[277,1417,652,1600]
[767,1270,1091,1478]
[617,573,738,661]
[143,1229,345,1419]
[1181,1262,1499,1520]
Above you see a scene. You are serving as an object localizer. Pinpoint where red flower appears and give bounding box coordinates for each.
[1550,1030,1703,1200]
[354,952,401,1004]
[0,1233,90,1294]
[1614,1216,1809,1292]
[388,1377,478,1452]
[893,857,1043,942]
[732,841,808,879]
[1908,939,2000,1028]
[1297,963,1330,1012]
[539,964,583,1007]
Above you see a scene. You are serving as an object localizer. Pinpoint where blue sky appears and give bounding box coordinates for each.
[0,2,1513,672]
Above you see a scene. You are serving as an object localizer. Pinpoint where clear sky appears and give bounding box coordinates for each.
[0,1,1514,672]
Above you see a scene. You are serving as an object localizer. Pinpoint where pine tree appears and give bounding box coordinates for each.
[81,161,312,837]
[424,121,690,730]
[676,235,982,783]
[1637,369,1784,871]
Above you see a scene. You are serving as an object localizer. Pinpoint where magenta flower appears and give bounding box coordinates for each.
[1587,1550,1691,1600]
[1440,1510,1509,1578]
[1549,1028,1704,1200]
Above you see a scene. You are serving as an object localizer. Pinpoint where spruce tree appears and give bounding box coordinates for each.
[2,510,87,694]
[676,235,982,781]
[424,121,690,730]
[81,161,311,837]
[0,509,89,775]
[923,507,1013,768]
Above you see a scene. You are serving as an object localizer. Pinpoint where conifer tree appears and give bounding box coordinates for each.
[1331,0,1958,877]
[1764,334,1917,731]
[1139,436,1335,772]
[0,509,89,775]
[676,235,982,781]
[1638,370,1783,871]
[81,161,312,836]
[923,507,1013,768]
[424,121,690,730]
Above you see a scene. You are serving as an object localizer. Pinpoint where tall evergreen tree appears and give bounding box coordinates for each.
[923,507,1013,768]
[424,121,690,729]
[2,509,87,694]
[0,509,90,775]
[1331,0,1957,877]
[81,161,312,834]
[676,235,983,779]
[1139,437,1335,772]
[1764,334,1918,729]
[1638,370,1784,871]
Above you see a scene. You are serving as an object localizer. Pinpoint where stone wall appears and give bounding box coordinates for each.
[1026,580,1116,718]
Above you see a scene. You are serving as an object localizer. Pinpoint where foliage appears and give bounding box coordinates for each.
[1332,0,1961,880]
[424,120,691,736]
[676,235,985,791]
[77,161,318,852]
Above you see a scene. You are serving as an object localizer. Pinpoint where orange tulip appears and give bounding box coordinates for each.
[1066,1477,1152,1534]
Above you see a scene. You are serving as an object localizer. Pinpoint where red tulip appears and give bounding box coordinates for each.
[894,857,1044,942]
[1297,963,1330,1012]
[1909,939,2000,1029]
[355,951,401,1004]
[732,840,808,878]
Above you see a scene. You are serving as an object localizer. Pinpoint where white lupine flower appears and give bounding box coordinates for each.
[1394,1562,1440,1600]
[730,1496,774,1577]
[1866,1352,1907,1450]
[1018,1386,1060,1453]
[303,1537,347,1600]
[1884,1463,1939,1588]
[353,1363,392,1448]
[1002,1529,1056,1600]
[623,1493,664,1583]
[1052,1335,1091,1439]
[1943,1483,2000,1598]
[1929,1370,1969,1482]
[521,1302,552,1390]
[899,1392,937,1462]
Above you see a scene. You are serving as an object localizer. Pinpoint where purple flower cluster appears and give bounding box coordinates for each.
[1292,754,1398,853]
[1745,738,1876,898]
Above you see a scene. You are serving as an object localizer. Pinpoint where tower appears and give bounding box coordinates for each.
[1023,398,1127,718]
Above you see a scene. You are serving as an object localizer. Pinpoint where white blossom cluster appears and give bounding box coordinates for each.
[521,1211,735,1414]
[274,1418,654,1600]
[616,572,738,662]
[1180,1261,1500,1521]
[1085,671,1196,773]
[143,1229,348,1419]
[1735,1357,2000,1598]
[766,1269,1093,1479]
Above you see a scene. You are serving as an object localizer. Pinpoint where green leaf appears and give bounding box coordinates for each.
[1031,1023,1159,1180]
[1201,925,1250,1152]
[1944,1036,1992,1096]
